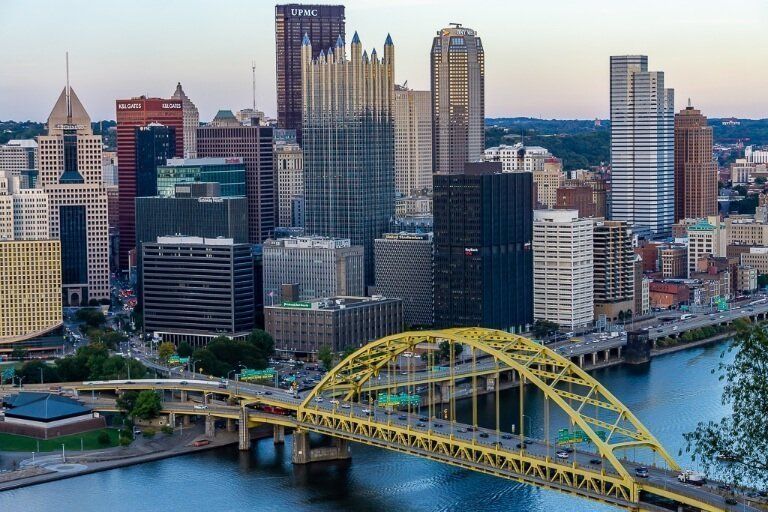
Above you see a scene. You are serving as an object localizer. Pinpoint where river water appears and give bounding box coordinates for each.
[0,341,733,512]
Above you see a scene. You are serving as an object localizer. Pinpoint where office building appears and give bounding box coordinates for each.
[197,122,274,243]
[555,185,596,218]
[0,171,50,241]
[687,217,726,277]
[262,236,364,304]
[135,123,177,198]
[302,31,394,284]
[431,24,484,175]
[0,140,37,175]
[746,146,768,164]
[660,246,687,279]
[741,248,768,275]
[610,55,674,236]
[394,85,432,196]
[38,85,110,305]
[156,157,246,198]
[102,151,118,186]
[275,142,303,227]
[593,220,634,321]
[533,210,594,330]
[265,295,403,357]
[115,96,184,269]
[275,4,345,141]
[142,236,254,346]
[374,232,434,327]
[434,162,532,332]
[532,160,563,208]
[483,143,551,173]
[171,82,199,158]
[674,101,717,221]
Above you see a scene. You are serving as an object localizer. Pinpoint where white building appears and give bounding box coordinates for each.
[0,139,37,175]
[171,82,199,158]
[102,151,118,186]
[686,216,726,277]
[610,55,675,236]
[483,143,551,173]
[533,209,594,330]
[746,146,768,164]
[275,142,303,227]
[0,171,50,241]
[394,86,432,196]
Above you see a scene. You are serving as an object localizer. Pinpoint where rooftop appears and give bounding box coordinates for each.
[3,392,91,421]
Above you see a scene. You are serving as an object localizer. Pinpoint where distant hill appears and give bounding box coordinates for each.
[0,120,117,149]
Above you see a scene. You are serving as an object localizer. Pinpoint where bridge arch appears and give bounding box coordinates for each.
[300,327,679,481]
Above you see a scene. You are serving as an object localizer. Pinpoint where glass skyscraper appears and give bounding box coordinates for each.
[156,157,246,198]
[302,32,395,285]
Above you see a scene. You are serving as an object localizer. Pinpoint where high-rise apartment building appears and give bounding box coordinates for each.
[593,220,634,321]
[38,86,109,305]
[610,55,674,236]
[431,24,485,175]
[262,236,364,304]
[394,85,432,196]
[275,4,345,141]
[0,171,50,241]
[0,140,37,175]
[171,82,199,158]
[533,210,594,330]
[302,32,395,284]
[674,101,717,221]
[275,142,303,227]
[115,96,183,269]
[687,217,726,277]
[197,123,274,243]
[434,162,532,332]
[483,144,551,173]
[374,232,434,327]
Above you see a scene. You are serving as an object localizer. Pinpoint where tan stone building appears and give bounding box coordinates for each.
[275,142,303,227]
[394,86,432,196]
[532,160,563,208]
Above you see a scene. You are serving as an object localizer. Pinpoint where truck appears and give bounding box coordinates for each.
[677,470,706,486]
[680,314,694,320]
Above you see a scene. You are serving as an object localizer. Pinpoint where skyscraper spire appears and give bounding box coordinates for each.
[65,51,71,121]
[252,60,257,111]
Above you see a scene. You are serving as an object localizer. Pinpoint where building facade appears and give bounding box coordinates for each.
[483,144,551,173]
[687,217,726,277]
[156,157,246,198]
[142,236,254,345]
[593,220,635,321]
[171,82,199,158]
[262,236,364,304]
[115,96,184,269]
[275,4,345,141]
[434,162,533,332]
[135,124,177,198]
[610,55,675,236]
[394,86,432,196]
[275,142,303,227]
[0,140,37,175]
[674,102,717,222]
[374,232,434,327]
[532,161,563,208]
[265,295,403,356]
[431,24,485,175]
[533,210,594,330]
[302,31,394,285]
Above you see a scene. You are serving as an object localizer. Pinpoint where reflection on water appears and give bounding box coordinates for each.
[0,341,733,512]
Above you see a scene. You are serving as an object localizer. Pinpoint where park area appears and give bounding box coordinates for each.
[0,428,120,452]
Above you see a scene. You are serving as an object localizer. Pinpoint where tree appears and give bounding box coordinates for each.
[116,390,139,415]
[318,346,333,370]
[532,319,559,338]
[19,360,60,384]
[75,309,106,328]
[684,320,768,486]
[131,390,161,420]
[247,329,275,360]
[758,274,768,289]
[177,341,194,358]
[102,330,128,349]
[437,340,463,362]
[97,430,111,446]
[157,342,176,362]
[11,346,27,360]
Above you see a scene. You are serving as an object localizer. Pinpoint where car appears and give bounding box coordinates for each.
[315,397,324,403]
[133,428,142,436]
[479,432,489,438]
[416,422,426,427]
[193,404,208,410]
[457,428,467,433]
[491,442,503,448]
[724,497,738,505]
[634,467,649,478]
[264,391,273,395]
[419,416,429,422]
[362,408,372,415]
[502,434,513,440]
[341,403,351,409]
[556,450,570,460]
[398,415,407,420]
[589,458,602,465]
[562,446,574,453]
[466,426,477,432]
[329,399,339,405]
[384,410,394,416]
[516,443,525,449]
[180,381,188,385]
[433,423,443,428]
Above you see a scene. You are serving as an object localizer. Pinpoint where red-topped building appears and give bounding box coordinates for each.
[115,97,183,270]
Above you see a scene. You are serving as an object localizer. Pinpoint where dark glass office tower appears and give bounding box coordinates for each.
[135,125,176,198]
[275,4,345,141]
[59,205,88,298]
[433,162,533,332]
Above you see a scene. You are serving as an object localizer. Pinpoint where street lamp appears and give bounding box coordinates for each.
[39,367,44,385]
[190,359,200,375]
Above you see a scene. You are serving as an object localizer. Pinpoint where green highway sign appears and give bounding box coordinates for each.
[377,392,420,406]
[239,368,277,381]
[1,367,15,382]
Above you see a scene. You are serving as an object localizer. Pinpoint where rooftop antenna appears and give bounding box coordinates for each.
[449,22,462,28]
[251,60,256,111]
[65,51,72,121]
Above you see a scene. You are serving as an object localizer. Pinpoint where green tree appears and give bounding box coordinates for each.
[532,319,559,338]
[11,346,28,360]
[758,274,768,289]
[116,390,139,414]
[97,430,111,446]
[19,360,60,384]
[177,341,194,358]
[684,321,768,486]
[102,330,128,349]
[437,340,463,362]
[157,341,176,362]
[318,345,333,370]
[131,390,161,420]
[247,329,275,360]
[75,309,106,328]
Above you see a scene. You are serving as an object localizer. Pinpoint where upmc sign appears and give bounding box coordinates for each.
[290,8,318,16]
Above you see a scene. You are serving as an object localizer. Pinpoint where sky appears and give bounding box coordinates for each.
[2,0,766,122]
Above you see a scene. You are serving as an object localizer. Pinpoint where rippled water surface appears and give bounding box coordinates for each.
[0,341,733,512]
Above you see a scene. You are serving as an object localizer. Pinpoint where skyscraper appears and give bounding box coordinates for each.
[275,141,303,227]
[394,85,432,196]
[674,101,717,221]
[115,96,184,269]
[593,220,635,322]
[171,82,199,158]
[431,24,485,175]
[38,85,110,305]
[610,55,674,236]
[135,124,177,198]
[434,162,532,332]
[275,4,345,141]
[302,31,395,284]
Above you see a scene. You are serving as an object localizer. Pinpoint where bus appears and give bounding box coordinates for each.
[680,314,694,320]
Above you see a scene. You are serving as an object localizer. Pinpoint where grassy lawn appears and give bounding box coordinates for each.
[0,428,121,452]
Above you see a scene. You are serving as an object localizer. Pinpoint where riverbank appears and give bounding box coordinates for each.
[651,332,733,357]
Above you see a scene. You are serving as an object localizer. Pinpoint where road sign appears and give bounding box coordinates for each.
[377,392,420,406]
[1,367,15,382]
[239,368,276,381]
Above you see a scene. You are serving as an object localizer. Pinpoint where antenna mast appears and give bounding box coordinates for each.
[251,60,256,111]
[65,52,72,120]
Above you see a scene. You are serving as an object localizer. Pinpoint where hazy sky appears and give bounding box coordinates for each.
[2,0,766,122]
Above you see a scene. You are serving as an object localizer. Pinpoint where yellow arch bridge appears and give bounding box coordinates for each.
[74,328,746,512]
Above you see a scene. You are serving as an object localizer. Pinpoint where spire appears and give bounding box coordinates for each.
[688,97,692,108]
[65,52,71,121]
[336,34,344,48]
[362,50,369,63]
[385,33,393,46]
[371,48,378,63]
[302,32,311,46]
[351,31,360,44]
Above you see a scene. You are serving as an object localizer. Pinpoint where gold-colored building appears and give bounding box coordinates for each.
[0,240,62,345]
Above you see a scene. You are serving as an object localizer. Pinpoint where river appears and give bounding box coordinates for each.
[0,341,733,512]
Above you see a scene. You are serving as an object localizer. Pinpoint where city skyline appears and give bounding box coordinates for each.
[2,0,766,122]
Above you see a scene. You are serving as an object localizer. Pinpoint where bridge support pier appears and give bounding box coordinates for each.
[273,425,285,444]
[591,352,597,365]
[168,412,176,428]
[238,408,250,451]
[183,415,191,427]
[291,430,351,465]
[226,418,236,432]
[180,390,188,402]
[578,355,585,367]
[205,416,215,438]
